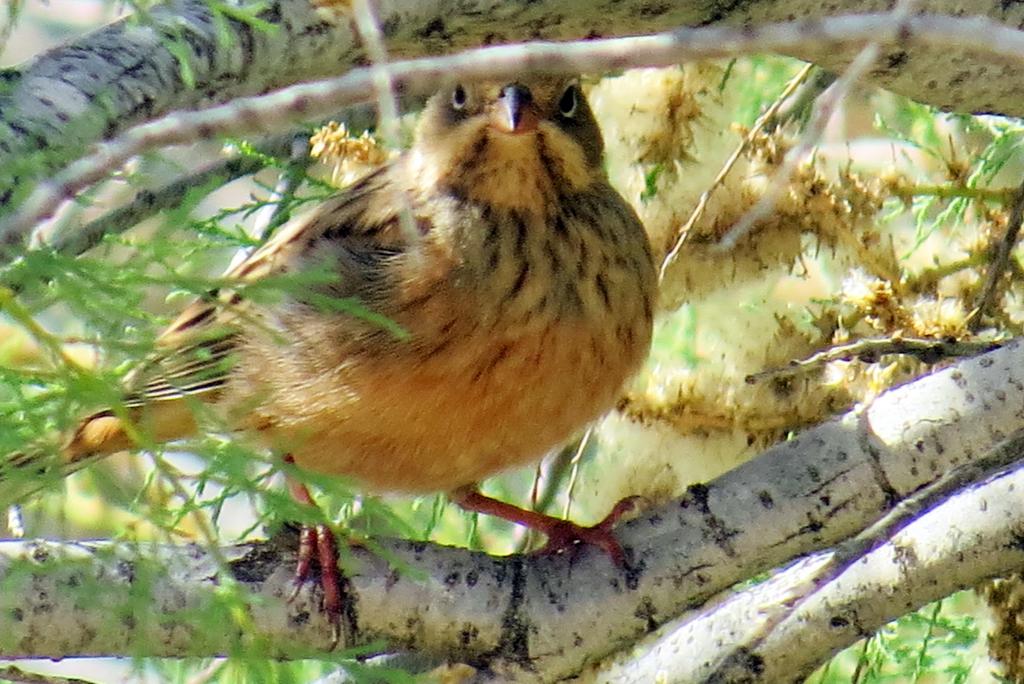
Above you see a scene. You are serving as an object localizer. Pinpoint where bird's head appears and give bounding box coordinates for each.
[410,77,606,212]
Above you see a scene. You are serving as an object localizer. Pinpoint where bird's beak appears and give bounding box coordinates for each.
[491,83,539,134]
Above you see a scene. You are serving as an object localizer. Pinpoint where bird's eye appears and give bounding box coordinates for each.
[451,85,467,110]
[558,85,578,118]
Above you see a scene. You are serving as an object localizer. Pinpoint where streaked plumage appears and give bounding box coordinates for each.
[46,77,655,501]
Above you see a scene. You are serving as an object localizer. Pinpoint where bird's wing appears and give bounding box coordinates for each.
[124,164,397,406]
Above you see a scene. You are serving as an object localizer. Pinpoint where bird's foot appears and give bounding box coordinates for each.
[534,496,641,566]
[451,488,642,567]
[283,455,348,647]
[288,522,345,647]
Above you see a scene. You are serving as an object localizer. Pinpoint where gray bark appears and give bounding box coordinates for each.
[5,0,1024,679]
[3,341,1024,681]
[593,459,1024,682]
[3,0,1024,209]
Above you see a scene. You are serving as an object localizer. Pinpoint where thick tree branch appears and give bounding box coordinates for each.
[5,1,1024,679]
[4,0,1024,211]
[594,458,1024,681]
[0,0,708,200]
[19,97,415,260]
[26,133,299,259]
[8,11,1024,247]
[3,342,1024,680]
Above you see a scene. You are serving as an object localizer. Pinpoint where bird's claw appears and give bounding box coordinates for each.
[287,522,345,644]
[535,496,642,567]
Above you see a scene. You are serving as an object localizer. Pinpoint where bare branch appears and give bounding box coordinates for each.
[350,0,402,146]
[6,0,1024,199]
[717,0,920,251]
[8,11,1024,247]
[19,98,416,263]
[27,133,300,258]
[595,459,1024,681]
[707,426,1024,679]
[4,341,1024,680]
[744,336,1004,383]
[968,176,1024,331]
[247,135,314,240]
[660,62,815,278]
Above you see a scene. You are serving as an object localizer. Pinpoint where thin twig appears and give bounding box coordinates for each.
[350,0,402,146]
[0,0,22,62]
[893,183,1015,205]
[851,639,871,684]
[349,0,419,249]
[766,69,837,132]
[4,11,1024,248]
[906,252,990,293]
[514,429,594,554]
[562,427,592,520]
[745,335,1004,383]
[27,139,288,256]
[660,62,815,280]
[250,134,314,241]
[23,101,401,262]
[716,0,921,252]
[0,285,89,372]
[227,134,312,273]
[184,659,226,684]
[966,175,1024,331]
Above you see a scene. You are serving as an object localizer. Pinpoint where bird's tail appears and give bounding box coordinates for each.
[2,400,198,506]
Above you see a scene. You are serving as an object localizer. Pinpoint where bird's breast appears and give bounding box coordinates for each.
[233,192,655,494]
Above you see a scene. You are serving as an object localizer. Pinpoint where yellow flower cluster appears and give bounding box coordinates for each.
[309,121,391,187]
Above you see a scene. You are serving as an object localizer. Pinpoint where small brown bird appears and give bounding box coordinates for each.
[6,76,656,624]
